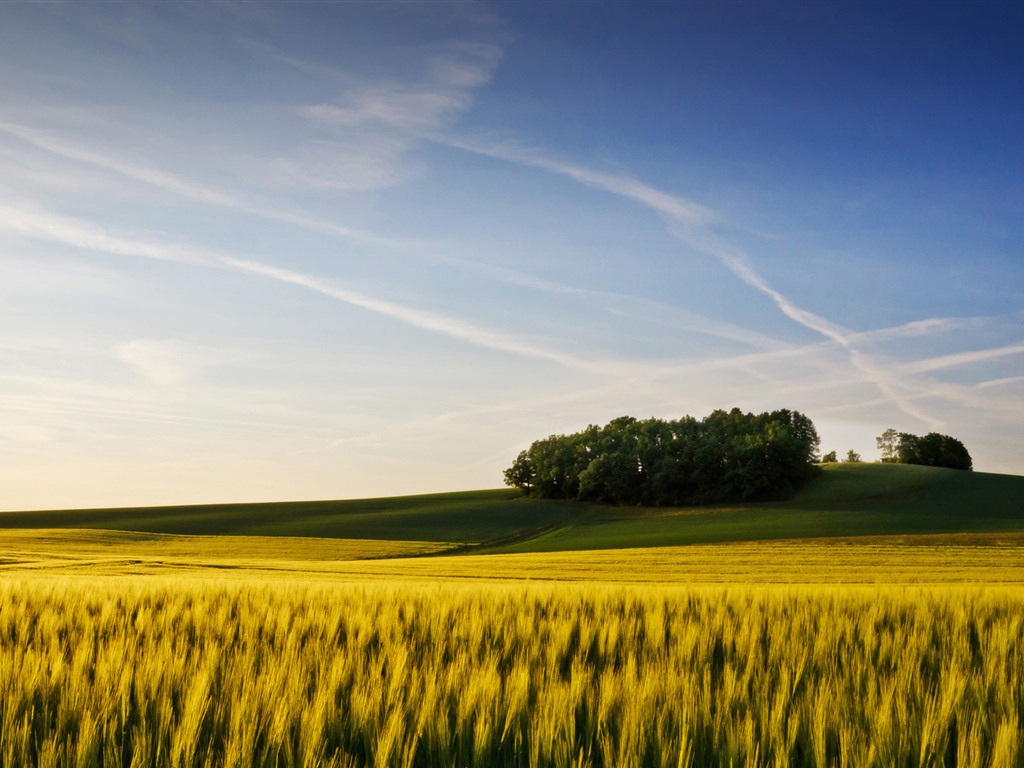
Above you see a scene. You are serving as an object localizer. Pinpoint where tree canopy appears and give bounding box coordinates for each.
[892,431,973,471]
[504,408,820,506]
[876,428,899,462]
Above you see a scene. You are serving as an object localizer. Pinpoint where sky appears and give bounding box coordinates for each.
[1,1,1022,511]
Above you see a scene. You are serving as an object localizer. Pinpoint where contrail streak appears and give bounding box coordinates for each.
[441,135,942,427]
[0,202,600,372]
[903,343,1024,374]
[0,121,404,248]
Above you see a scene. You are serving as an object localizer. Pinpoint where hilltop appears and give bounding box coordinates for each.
[1,463,1021,553]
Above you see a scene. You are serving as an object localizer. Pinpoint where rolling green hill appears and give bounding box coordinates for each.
[0,490,573,546]
[1,463,1021,551]
[501,463,1024,552]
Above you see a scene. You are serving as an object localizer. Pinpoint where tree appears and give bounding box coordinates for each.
[505,408,821,506]
[896,431,972,471]
[821,450,837,463]
[876,428,899,462]
[502,450,534,493]
[895,433,920,465]
[575,417,642,504]
[844,449,861,463]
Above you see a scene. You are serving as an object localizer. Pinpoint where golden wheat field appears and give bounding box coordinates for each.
[5,529,1024,584]
[1,532,1023,767]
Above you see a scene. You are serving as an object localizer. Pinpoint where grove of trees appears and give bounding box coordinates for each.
[878,429,973,471]
[504,408,821,506]
[820,429,972,471]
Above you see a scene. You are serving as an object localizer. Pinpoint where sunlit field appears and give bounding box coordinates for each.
[0,529,456,575]
[2,534,1024,767]
[3,528,1024,585]
[2,466,1022,766]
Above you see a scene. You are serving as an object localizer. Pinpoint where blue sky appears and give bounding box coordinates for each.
[1,1,1022,510]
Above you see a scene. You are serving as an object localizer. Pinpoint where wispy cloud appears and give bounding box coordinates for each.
[0,392,306,440]
[669,224,855,345]
[0,8,506,236]
[9,201,914,413]
[441,136,950,427]
[0,202,601,372]
[117,339,194,387]
[433,256,787,351]
[440,136,861,345]
[0,121,237,206]
[301,88,472,132]
[976,375,1024,390]
[13,120,1003,435]
[441,137,1024,436]
[439,137,715,225]
[0,202,211,266]
[902,342,1024,374]
[282,36,503,189]
[846,316,973,344]
[217,255,597,370]
[0,119,796,354]
[0,121,406,247]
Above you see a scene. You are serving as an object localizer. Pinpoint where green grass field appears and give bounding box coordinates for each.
[2,463,1021,553]
[0,488,555,544]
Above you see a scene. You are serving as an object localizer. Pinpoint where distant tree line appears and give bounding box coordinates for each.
[820,449,861,463]
[820,429,972,471]
[876,428,972,471]
[504,408,821,506]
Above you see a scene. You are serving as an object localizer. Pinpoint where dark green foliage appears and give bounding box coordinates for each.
[876,428,899,462]
[504,408,821,506]
[895,431,973,471]
[821,451,838,463]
